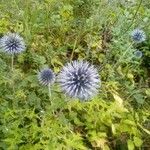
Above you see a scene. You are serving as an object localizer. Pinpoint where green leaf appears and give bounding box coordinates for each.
[145,89,150,97]
[133,137,143,147]
[111,124,116,135]
[104,145,110,150]
[112,92,123,106]
[134,94,145,104]
[127,140,135,150]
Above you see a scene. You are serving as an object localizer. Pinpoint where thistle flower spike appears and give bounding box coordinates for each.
[131,29,146,43]
[38,68,55,86]
[58,60,100,100]
[134,50,143,58]
[0,33,26,54]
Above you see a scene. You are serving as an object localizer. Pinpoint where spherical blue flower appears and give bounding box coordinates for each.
[38,68,55,86]
[131,29,146,43]
[0,33,26,54]
[58,61,100,100]
[134,50,143,58]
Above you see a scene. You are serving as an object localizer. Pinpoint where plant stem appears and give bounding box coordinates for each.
[11,54,15,94]
[123,0,143,35]
[11,54,14,72]
[48,83,51,101]
[70,37,77,62]
[11,54,15,108]
[128,0,143,28]
[48,83,55,114]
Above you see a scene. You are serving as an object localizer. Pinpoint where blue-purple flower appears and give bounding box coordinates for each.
[38,68,55,86]
[134,50,143,58]
[0,33,26,54]
[58,61,100,100]
[131,29,146,43]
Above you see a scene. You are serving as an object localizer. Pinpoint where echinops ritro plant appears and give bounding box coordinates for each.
[38,68,55,102]
[134,50,143,58]
[0,33,26,54]
[38,68,55,86]
[131,29,146,43]
[0,33,26,71]
[58,60,100,100]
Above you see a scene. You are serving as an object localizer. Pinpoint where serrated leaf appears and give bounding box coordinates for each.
[112,92,123,106]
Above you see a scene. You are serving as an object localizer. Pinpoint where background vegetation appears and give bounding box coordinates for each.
[0,0,150,149]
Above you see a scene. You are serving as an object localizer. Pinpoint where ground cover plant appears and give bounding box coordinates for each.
[0,0,150,149]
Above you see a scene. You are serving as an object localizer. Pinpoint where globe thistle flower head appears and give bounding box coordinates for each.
[134,50,143,58]
[0,33,26,54]
[58,61,100,100]
[38,68,55,86]
[131,29,146,43]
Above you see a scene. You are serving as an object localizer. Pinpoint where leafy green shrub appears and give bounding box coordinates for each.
[0,0,150,149]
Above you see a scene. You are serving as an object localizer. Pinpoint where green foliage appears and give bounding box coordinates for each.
[0,0,150,149]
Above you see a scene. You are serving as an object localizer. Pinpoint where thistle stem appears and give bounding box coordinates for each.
[11,54,15,92]
[11,54,15,108]
[11,54,14,72]
[122,0,143,35]
[48,83,55,114]
[48,83,51,100]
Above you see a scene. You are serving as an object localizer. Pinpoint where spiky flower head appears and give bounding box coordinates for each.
[58,61,100,100]
[38,68,55,86]
[134,50,143,58]
[0,33,26,54]
[131,29,146,43]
